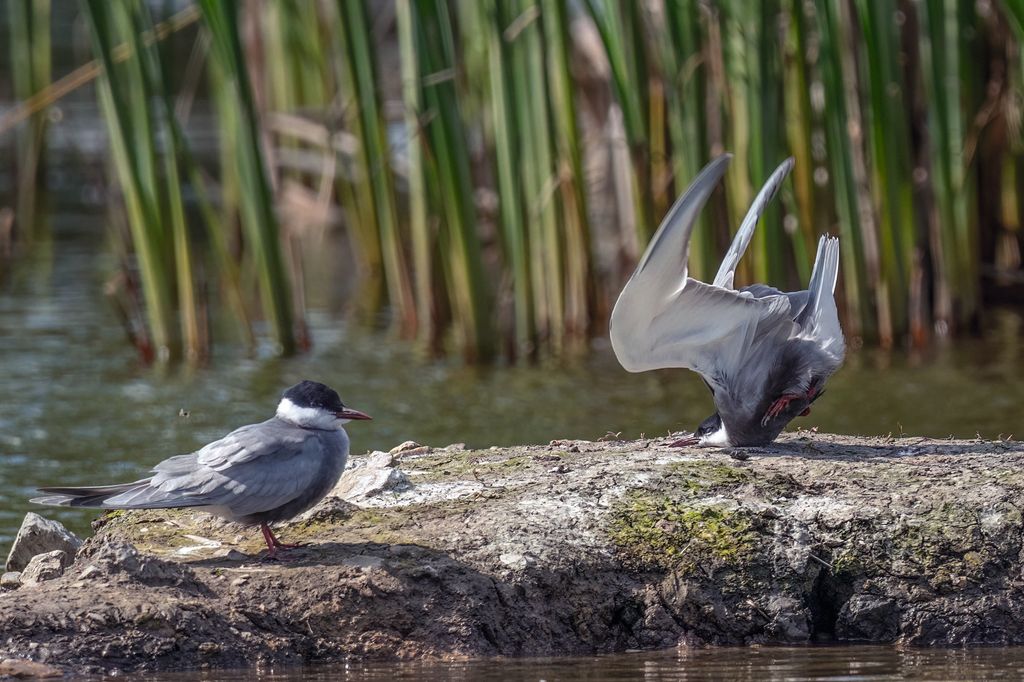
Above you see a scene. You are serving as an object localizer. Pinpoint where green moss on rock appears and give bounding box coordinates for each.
[608,492,757,570]
[667,461,752,490]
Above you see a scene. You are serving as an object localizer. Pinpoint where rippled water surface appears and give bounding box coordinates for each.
[145,646,1024,681]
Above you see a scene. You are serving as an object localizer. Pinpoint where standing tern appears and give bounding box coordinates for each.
[32,380,371,559]
[610,154,845,447]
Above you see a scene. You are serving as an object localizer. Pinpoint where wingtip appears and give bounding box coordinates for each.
[29,494,69,506]
[633,153,733,275]
[707,152,733,172]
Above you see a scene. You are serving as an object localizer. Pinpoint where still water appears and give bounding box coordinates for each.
[2,208,1024,680]
[146,646,1024,680]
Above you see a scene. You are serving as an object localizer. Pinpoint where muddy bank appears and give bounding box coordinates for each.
[2,433,1024,675]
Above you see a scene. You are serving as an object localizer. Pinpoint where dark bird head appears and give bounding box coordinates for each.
[277,380,372,428]
[695,413,724,441]
[668,412,728,447]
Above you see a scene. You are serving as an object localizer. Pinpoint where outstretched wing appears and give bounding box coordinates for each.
[609,155,795,383]
[712,157,794,290]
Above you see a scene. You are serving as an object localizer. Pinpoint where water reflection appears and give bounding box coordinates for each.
[144,646,1024,681]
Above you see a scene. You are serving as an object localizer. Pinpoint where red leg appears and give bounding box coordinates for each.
[259,522,304,560]
[761,394,801,426]
[799,385,820,417]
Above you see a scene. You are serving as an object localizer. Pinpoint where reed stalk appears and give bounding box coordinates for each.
[660,0,714,281]
[84,0,176,361]
[336,0,417,336]
[583,0,653,246]
[198,0,296,355]
[396,0,438,353]
[542,0,592,343]
[414,0,495,361]
[7,0,50,240]
[854,0,916,341]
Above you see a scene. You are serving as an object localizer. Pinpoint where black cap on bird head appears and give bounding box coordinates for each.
[282,380,345,412]
[280,380,372,422]
[695,413,722,438]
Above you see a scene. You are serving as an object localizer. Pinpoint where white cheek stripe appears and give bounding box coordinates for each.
[276,398,338,429]
[701,423,730,446]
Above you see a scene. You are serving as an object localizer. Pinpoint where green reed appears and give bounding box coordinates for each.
[7,0,51,244]
[53,0,1024,361]
[198,0,297,356]
[84,0,181,361]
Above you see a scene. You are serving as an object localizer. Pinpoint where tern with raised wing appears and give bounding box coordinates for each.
[610,154,845,447]
[32,380,371,558]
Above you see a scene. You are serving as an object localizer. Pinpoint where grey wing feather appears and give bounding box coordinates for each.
[647,280,794,380]
[631,154,733,285]
[31,481,153,508]
[740,283,785,299]
[187,436,329,518]
[105,420,326,516]
[712,158,794,290]
[610,154,795,381]
[797,235,844,353]
[34,419,332,519]
[610,154,731,373]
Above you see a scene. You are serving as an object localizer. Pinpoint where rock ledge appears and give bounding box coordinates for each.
[2,433,1023,675]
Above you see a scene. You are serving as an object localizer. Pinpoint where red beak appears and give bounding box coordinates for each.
[336,407,372,421]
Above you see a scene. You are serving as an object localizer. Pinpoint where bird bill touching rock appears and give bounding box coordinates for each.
[610,154,845,447]
[31,380,371,559]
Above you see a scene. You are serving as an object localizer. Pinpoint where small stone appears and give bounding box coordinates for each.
[5,512,83,572]
[445,443,467,451]
[367,450,397,468]
[655,519,678,533]
[0,571,22,590]
[0,658,64,678]
[331,454,412,502]
[198,642,221,655]
[389,440,425,454]
[498,553,530,571]
[77,565,103,580]
[79,540,198,586]
[20,550,67,585]
[230,577,248,586]
[299,496,357,524]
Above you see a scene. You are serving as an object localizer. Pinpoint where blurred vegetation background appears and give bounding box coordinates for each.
[2,0,1023,365]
